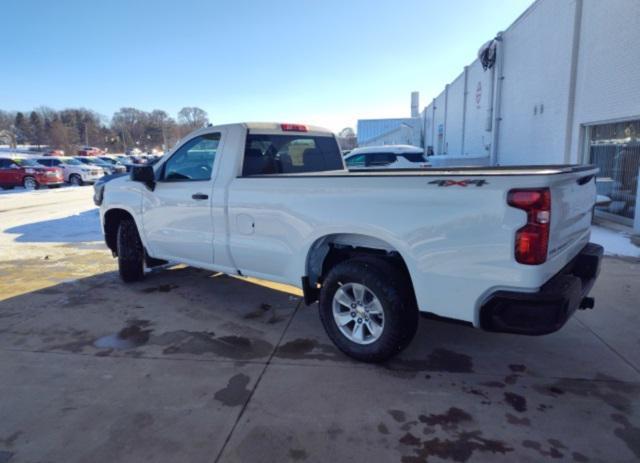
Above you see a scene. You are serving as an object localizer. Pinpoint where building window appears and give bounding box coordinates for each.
[587,120,640,224]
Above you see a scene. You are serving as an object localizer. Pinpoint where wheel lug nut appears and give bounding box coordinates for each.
[350,312,356,317]
[357,318,362,323]
[351,303,356,309]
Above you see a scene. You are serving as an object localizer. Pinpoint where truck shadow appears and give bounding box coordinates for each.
[1,259,634,385]
[4,209,102,243]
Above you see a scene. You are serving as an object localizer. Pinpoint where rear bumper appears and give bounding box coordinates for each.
[480,242,603,335]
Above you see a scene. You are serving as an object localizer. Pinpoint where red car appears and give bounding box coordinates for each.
[0,157,64,190]
[77,146,104,157]
[43,149,65,157]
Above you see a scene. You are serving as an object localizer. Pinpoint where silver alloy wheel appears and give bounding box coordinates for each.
[23,177,37,190]
[332,282,385,345]
[70,175,81,186]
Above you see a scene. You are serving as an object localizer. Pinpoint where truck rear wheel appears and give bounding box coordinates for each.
[117,218,144,282]
[318,257,418,363]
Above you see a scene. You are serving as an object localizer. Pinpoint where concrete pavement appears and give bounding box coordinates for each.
[0,188,639,462]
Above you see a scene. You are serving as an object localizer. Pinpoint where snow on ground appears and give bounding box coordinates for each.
[591,225,640,258]
[0,187,101,260]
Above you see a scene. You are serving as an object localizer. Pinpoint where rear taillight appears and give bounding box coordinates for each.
[281,123,307,132]
[507,188,551,265]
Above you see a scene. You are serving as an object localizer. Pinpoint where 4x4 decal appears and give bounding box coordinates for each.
[428,179,488,187]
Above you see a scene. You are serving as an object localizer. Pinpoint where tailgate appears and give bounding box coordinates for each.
[548,168,598,260]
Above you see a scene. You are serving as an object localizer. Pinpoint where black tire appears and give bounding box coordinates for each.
[23,176,39,190]
[69,174,83,186]
[117,218,144,282]
[1,186,15,190]
[318,256,418,363]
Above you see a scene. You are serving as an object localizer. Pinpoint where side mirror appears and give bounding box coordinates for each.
[131,165,156,191]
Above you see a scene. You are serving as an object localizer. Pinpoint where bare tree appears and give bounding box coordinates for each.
[337,127,357,150]
[178,107,208,134]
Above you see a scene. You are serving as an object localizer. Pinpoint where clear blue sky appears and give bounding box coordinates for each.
[2,0,533,132]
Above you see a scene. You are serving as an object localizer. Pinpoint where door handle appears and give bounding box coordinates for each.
[192,193,209,200]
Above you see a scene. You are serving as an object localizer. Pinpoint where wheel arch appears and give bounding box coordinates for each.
[103,207,140,255]
[303,232,417,306]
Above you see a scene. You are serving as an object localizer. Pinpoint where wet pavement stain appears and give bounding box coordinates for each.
[533,376,637,414]
[504,392,527,413]
[399,432,422,446]
[389,348,474,373]
[400,430,513,463]
[275,338,339,361]
[508,364,527,373]
[142,284,178,293]
[522,440,564,459]
[572,451,590,462]
[418,407,473,431]
[156,332,273,360]
[388,410,407,423]
[242,302,286,324]
[378,423,390,435]
[0,431,22,448]
[214,374,251,407]
[611,413,640,459]
[94,325,152,350]
[480,381,505,388]
[505,413,530,426]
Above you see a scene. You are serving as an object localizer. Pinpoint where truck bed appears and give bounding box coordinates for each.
[247,164,598,177]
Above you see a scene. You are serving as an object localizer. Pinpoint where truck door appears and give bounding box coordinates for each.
[141,132,221,265]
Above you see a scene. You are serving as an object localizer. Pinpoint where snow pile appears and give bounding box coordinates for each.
[591,225,640,258]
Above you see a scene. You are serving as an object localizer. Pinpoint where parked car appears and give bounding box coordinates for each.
[344,145,431,169]
[35,156,103,185]
[0,157,64,190]
[97,122,602,363]
[77,146,104,156]
[75,156,126,175]
[42,149,65,157]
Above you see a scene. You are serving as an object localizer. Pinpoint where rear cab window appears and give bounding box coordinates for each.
[242,133,343,176]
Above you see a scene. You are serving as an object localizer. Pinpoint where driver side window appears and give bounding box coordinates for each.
[163,133,220,181]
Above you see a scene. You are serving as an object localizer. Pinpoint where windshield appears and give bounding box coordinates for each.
[13,158,41,167]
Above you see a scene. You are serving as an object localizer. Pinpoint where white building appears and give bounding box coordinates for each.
[366,0,640,231]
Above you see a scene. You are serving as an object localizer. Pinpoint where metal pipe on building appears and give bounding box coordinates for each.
[461,65,469,155]
[489,32,504,166]
[431,98,436,151]
[443,84,449,154]
[563,0,584,164]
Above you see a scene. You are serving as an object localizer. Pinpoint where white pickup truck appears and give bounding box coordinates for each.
[96,122,603,362]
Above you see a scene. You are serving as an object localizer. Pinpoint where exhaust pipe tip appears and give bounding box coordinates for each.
[579,296,595,310]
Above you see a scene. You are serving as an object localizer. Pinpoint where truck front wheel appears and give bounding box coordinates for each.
[318,257,418,363]
[117,218,144,282]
